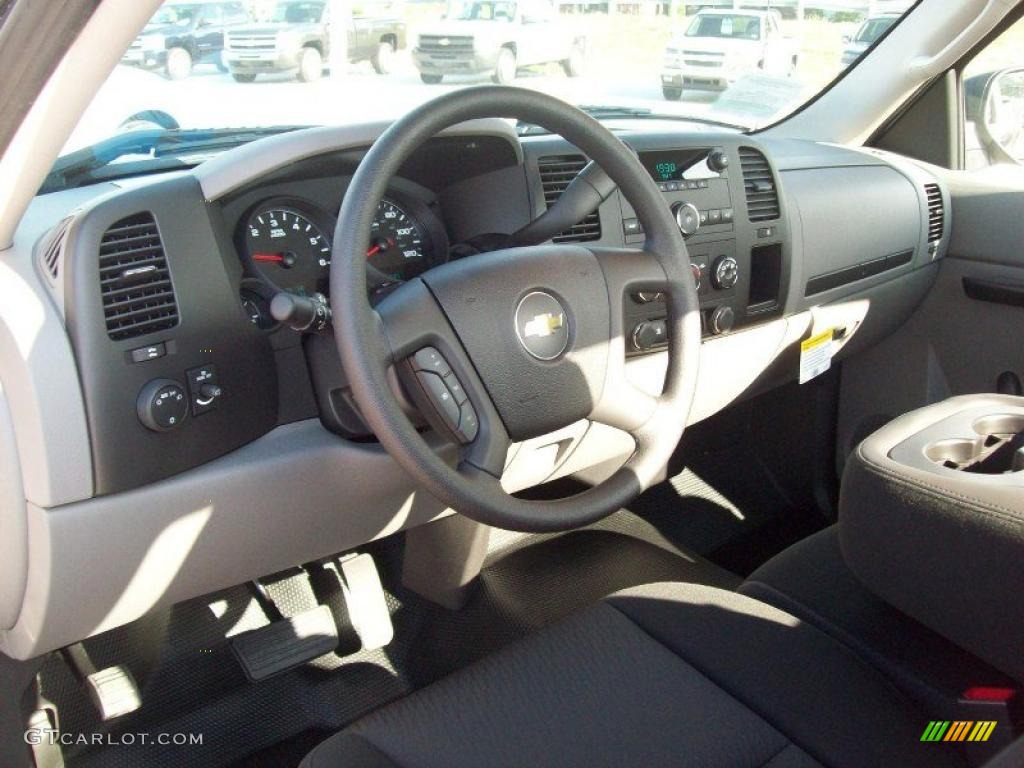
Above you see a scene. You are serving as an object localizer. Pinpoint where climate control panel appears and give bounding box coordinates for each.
[624,239,741,355]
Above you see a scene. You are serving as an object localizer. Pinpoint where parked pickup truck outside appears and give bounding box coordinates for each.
[839,12,900,67]
[225,0,407,83]
[661,9,798,100]
[412,0,586,85]
[122,0,251,80]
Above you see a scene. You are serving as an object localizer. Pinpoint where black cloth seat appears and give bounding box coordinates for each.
[302,583,971,768]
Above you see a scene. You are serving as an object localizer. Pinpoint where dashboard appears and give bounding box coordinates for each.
[0,117,951,659]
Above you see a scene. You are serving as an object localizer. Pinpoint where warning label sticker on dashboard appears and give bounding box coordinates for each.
[799,329,835,385]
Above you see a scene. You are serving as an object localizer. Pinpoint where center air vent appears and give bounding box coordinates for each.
[99,212,179,341]
[537,155,602,243]
[924,183,944,243]
[738,147,780,222]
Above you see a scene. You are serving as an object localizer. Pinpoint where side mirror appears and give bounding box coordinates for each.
[978,68,1024,165]
[841,34,851,44]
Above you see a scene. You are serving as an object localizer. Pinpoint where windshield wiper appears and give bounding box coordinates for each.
[40,126,307,193]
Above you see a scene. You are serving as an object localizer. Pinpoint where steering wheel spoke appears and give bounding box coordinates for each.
[375,278,510,477]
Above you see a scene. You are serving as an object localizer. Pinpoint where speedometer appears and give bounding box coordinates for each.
[368,199,429,282]
[245,205,330,296]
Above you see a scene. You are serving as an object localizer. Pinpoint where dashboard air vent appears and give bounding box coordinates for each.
[738,147,780,222]
[37,216,73,282]
[537,155,602,243]
[99,212,179,341]
[924,183,944,243]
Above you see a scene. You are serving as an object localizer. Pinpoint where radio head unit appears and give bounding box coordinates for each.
[639,147,727,183]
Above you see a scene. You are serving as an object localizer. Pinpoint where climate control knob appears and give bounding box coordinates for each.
[671,202,701,237]
[710,306,735,335]
[137,378,188,432]
[712,255,739,290]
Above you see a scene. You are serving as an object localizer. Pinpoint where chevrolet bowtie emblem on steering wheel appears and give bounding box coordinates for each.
[523,312,565,338]
[515,291,570,360]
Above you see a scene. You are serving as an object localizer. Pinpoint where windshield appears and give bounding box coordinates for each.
[685,14,761,41]
[450,1,517,21]
[271,1,324,24]
[854,16,897,44]
[150,4,201,25]
[53,0,917,189]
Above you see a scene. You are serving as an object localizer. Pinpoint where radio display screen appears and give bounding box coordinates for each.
[639,148,713,182]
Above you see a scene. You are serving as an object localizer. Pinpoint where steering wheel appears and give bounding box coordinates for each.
[330,86,701,532]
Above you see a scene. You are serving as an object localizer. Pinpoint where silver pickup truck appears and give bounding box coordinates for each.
[413,0,585,84]
[661,9,798,100]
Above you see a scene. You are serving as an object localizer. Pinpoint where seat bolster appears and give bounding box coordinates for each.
[303,733,399,768]
[606,583,966,768]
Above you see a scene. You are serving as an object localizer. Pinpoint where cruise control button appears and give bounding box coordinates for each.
[412,347,451,376]
[443,372,468,404]
[456,402,479,443]
[416,370,460,430]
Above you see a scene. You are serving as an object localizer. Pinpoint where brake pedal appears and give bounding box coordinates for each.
[62,644,141,721]
[231,604,338,682]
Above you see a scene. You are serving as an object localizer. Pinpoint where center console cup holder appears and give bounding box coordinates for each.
[923,414,1024,473]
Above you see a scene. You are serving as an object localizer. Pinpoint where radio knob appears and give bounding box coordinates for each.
[671,202,701,237]
[710,306,735,335]
[712,255,739,290]
[708,149,729,173]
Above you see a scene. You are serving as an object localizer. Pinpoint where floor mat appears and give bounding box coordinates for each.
[40,510,736,768]
[628,442,823,576]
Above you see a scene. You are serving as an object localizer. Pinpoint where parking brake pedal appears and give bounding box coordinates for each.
[62,644,141,721]
[232,604,338,682]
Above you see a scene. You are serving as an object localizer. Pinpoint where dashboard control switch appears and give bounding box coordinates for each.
[130,343,166,364]
[137,379,188,432]
[456,402,479,443]
[443,372,468,404]
[270,291,331,333]
[415,370,460,431]
[187,365,221,415]
[632,291,663,304]
[690,263,702,291]
[710,306,735,335]
[631,319,668,352]
[712,255,739,290]
[411,347,451,376]
[707,149,729,173]
[671,202,701,237]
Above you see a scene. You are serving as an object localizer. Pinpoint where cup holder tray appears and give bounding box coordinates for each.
[890,409,1024,478]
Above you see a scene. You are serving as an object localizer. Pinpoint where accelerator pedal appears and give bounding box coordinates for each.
[232,604,338,682]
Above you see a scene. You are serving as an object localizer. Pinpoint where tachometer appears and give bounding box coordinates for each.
[245,205,330,296]
[368,199,429,282]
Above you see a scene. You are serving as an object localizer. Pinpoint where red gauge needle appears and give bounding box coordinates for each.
[253,253,285,263]
[366,244,382,258]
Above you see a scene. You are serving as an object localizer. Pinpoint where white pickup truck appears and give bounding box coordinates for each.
[413,0,585,85]
[661,9,799,100]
